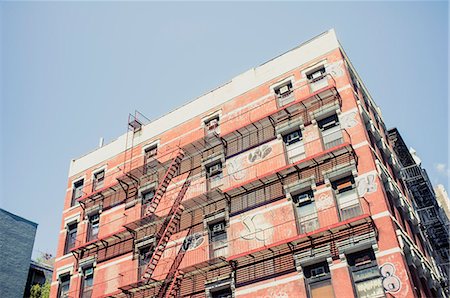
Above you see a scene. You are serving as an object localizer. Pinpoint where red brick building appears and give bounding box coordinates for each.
[51,29,447,298]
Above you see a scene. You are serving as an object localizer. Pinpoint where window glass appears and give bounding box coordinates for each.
[65,223,77,253]
[88,214,99,241]
[283,130,302,145]
[58,274,70,298]
[93,170,105,191]
[347,249,384,298]
[318,114,339,131]
[72,179,84,206]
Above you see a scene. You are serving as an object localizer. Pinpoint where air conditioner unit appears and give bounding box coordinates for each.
[211,222,225,234]
[208,163,222,176]
[310,266,326,277]
[278,85,290,95]
[207,119,219,131]
[285,131,301,144]
[295,193,313,205]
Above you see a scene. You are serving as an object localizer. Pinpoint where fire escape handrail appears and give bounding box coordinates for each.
[141,172,192,282]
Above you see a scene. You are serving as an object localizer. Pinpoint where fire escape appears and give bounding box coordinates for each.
[389,128,449,291]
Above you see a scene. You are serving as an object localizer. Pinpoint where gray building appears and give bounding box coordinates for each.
[0,208,38,297]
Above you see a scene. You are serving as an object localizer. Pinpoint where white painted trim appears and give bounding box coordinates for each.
[301,59,328,76]
[269,75,296,93]
[375,247,403,258]
[235,274,300,295]
[55,253,75,262]
[56,263,74,278]
[142,140,160,154]
[330,262,348,270]
[352,141,370,149]
[64,213,81,227]
[371,211,391,219]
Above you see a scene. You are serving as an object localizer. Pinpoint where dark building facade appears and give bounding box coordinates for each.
[0,208,38,297]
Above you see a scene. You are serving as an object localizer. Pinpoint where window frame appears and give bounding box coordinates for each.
[347,249,384,298]
[57,274,71,298]
[92,169,105,191]
[86,213,100,242]
[303,261,334,298]
[80,266,94,298]
[71,178,84,206]
[64,222,78,254]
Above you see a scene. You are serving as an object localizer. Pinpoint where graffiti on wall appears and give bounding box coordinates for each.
[248,144,272,163]
[326,61,344,77]
[315,192,334,211]
[227,159,246,181]
[240,213,273,241]
[356,174,378,196]
[339,111,359,129]
[380,263,402,293]
[181,232,205,252]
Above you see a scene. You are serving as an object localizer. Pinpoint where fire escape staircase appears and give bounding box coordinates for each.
[157,226,193,298]
[141,172,192,282]
[144,150,185,218]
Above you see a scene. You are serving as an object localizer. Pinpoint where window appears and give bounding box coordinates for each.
[318,114,342,150]
[275,81,293,98]
[64,223,77,254]
[81,267,94,298]
[293,190,319,233]
[332,176,361,221]
[211,287,233,298]
[274,81,295,106]
[209,220,228,258]
[205,117,220,135]
[307,66,328,92]
[57,274,70,298]
[138,245,152,278]
[86,214,100,242]
[306,66,326,81]
[206,161,223,178]
[71,179,84,206]
[144,145,158,164]
[141,189,155,216]
[304,261,335,298]
[92,170,105,191]
[347,249,384,298]
[283,130,302,145]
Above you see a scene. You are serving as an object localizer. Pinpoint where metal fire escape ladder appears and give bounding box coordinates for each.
[157,226,193,298]
[144,150,185,217]
[141,173,192,282]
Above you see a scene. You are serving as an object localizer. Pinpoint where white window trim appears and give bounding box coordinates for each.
[201,110,222,128]
[270,75,295,95]
[301,59,328,77]
[64,213,81,228]
[142,140,160,155]
[56,264,74,280]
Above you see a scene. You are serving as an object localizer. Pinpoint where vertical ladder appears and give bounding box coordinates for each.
[141,174,191,281]
[144,150,185,217]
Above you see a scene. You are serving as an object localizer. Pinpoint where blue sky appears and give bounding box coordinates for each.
[1,2,448,257]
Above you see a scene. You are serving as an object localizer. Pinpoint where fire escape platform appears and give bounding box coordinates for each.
[227,214,375,263]
[70,228,131,256]
[223,142,355,196]
[77,182,120,205]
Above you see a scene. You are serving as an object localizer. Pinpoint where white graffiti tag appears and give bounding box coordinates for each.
[380,263,401,293]
[248,144,272,163]
[227,159,245,181]
[339,111,359,129]
[240,214,273,241]
[357,174,377,196]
